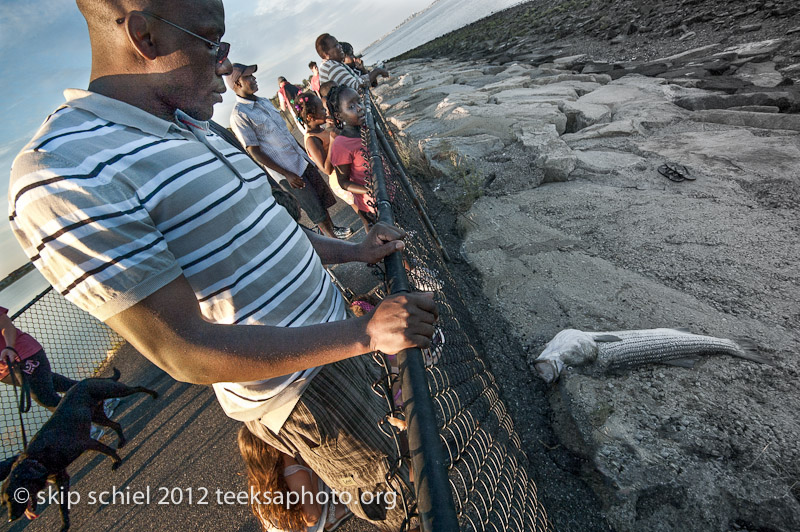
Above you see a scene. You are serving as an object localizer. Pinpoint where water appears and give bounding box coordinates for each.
[361,0,525,64]
[0,267,49,315]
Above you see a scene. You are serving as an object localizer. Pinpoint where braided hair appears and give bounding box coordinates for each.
[293,91,320,128]
[324,84,348,130]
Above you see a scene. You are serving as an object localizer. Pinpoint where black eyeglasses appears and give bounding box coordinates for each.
[141,11,230,64]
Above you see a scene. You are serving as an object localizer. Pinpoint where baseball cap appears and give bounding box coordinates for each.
[226,63,257,89]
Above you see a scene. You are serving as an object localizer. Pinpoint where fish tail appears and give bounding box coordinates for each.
[734,338,775,366]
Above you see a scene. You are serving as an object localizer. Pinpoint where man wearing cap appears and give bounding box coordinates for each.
[227,63,349,239]
[9,2,435,530]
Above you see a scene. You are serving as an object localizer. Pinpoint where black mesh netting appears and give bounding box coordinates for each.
[362,94,553,532]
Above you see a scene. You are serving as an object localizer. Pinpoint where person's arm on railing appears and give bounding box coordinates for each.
[105,272,436,385]
[367,67,389,86]
[303,222,405,266]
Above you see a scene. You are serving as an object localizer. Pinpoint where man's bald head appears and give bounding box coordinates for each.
[76,0,231,121]
[77,0,150,34]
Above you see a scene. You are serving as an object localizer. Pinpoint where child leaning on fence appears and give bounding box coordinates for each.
[326,85,377,229]
[238,425,352,532]
[296,91,375,233]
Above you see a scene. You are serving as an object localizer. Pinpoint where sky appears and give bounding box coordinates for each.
[0,0,432,278]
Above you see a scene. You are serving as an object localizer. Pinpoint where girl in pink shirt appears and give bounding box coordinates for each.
[296,92,376,232]
[327,86,377,231]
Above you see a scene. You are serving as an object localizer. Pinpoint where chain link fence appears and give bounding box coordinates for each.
[362,94,554,532]
[1,286,123,460]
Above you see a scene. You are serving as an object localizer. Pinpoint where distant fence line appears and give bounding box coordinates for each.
[1,286,123,460]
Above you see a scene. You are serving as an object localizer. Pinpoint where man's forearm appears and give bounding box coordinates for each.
[104,276,434,385]
[105,277,371,384]
[303,227,364,264]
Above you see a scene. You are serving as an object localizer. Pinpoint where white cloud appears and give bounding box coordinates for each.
[254,0,335,17]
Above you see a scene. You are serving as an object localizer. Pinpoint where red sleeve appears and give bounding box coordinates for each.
[329,137,355,167]
[0,307,7,317]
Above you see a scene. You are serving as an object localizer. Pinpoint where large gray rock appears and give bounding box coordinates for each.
[478,75,533,94]
[673,91,799,111]
[490,85,580,105]
[573,150,647,173]
[693,110,800,132]
[734,61,785,88]
[647,44,724,66]
[410,74,456,93]
[724,38,786,57]
[530,73,613,86]
[560,101,613,132]
[638,129,800,178]
[419,134,506,173]
[466,101,568,135]
[561,120,645,142]
[517,124,577,182]
[576,79,667,112]
[553,54,591,69]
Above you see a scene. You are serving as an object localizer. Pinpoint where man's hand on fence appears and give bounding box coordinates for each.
[365,293,438,355]
[357,222,406,265]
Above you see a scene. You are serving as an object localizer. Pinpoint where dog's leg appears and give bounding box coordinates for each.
[84,438,123,470]
[54,469,71,532]
[90,404,127,448]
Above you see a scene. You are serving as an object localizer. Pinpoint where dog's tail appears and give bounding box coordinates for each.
[111,368,121,381]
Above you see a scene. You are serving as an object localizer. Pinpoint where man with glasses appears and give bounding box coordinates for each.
[9,2,434,530]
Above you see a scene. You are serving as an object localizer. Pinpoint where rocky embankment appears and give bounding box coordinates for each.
[374,14,800,532]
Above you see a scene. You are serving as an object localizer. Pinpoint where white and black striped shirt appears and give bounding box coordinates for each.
[319,59,369,90]
[9,90,347,428]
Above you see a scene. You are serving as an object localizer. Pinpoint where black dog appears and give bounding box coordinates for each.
[1,368,157,531]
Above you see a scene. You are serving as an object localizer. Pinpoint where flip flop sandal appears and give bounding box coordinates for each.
[675,163,695,180]
[324,506,354,532]
[658,163,692,182]
[658,164,684,182]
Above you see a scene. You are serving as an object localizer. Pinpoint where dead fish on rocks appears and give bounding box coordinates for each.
[533,328,771,383]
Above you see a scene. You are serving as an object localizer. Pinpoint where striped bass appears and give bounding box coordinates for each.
[533,328,770,383]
